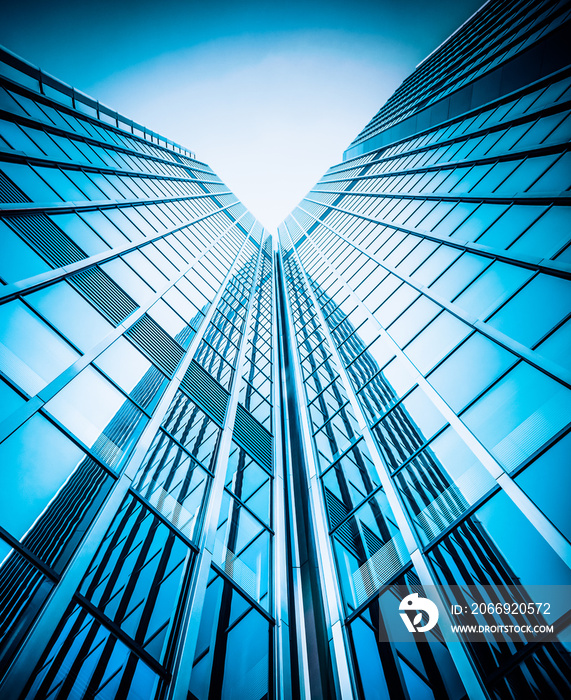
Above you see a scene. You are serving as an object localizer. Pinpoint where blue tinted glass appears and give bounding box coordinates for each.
[94,337,166,410]
[0,414,84,538]
[451,203,507,242]
[0,119,44,156]
[221,608,269,698]
[496,155,557,195]
[79,210,129,247]
[48,213,109,256]
[515,432,571,540]
[462,363,571,472]
[476,205,545,250]
[535,318,571,371]
[428,333,515,411]
[0,219,51,283]
[454,261,533,320]
[429,252,490,301]
[0,300,79,395]
[45,366,145,469]
[477,490,571,590]
[0,161,58,201]
[26,281,114,352]
[350,617,391,700]
[508,206,571,259]
[0,376,26,422]
[405,311,471,374]
[34,167,85,202]
[487,274,571,347]
[527,152,571,195]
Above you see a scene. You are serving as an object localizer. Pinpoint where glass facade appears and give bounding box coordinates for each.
[1,0,570,697]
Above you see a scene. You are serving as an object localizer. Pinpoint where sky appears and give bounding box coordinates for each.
[1,0,483,229]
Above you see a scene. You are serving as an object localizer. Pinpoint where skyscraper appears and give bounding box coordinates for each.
[0,0,570,698]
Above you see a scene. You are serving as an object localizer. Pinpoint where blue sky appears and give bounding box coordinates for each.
[1,0,483,229]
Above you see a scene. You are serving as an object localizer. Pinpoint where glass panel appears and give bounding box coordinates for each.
[0,376,26,422]
[0,300,79,395]
[509,206,571,259]
[0,414,84,539]
[395,427,496,542]
[0,161,58,201]
[462,363,571,472]
[429,252,490,302]
[26,605,160,700]
[535,318,571,371]
[48,213,109,255]
[332,493,404,611]
[486,274,571,347]
[225,445,271,526]
[431,490,571,590]
[94,337,166,411]
[405,311,471,374]
[476,205,545,250]
[214,491,270,607]
[134,431,210,542]
[189,573,270,700]
[514,432,571,540]
[454,261,533,320]
[80,497,189,662]
[45,366,146,470]
[26,281,114,352]
[0,219,51,283]
[428,333,516,411]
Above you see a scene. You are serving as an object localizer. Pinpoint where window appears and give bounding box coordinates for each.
[0,300,79,395]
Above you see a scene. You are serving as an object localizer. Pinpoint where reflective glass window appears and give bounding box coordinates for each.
[428,333,516,411]
[487,274,571,347]
[405,311,471,374]
[0,300,79,395]
[0,161,58,201]
[475,204,545,250]
[0,219,51,283]
[45,366,146,469]
[94,336,166,411]
[26,281,114,352]
[454,261,533,320]
[462,363,571,472]
[189,572,271,700]
[48,212,109,255]
[535,318,571,371]
[514,432,571,540]
[0,414,84,539]
[508,205,571,259]
[26,605,160,700]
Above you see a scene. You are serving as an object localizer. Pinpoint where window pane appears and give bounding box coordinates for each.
[45,366,146,469]
[487,274,571,347]
[428,333,516,411]
[462,363,571,472]
[0,300,79,395]
[0,414,84,538]
[26,281,114,352]
[454,262,533,320]
[0,219,51,283]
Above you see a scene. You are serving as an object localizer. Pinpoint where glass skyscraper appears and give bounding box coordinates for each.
[0,0,570,698]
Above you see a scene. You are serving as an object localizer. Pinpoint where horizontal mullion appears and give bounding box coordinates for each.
[0,106,198,172]
[319,96,571,182]
[312,400,351,437]
[296,203,571,389]
[73,593,171,680]
[0,144,228,187]
[302,197,571,279]
[0,202,236,304]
